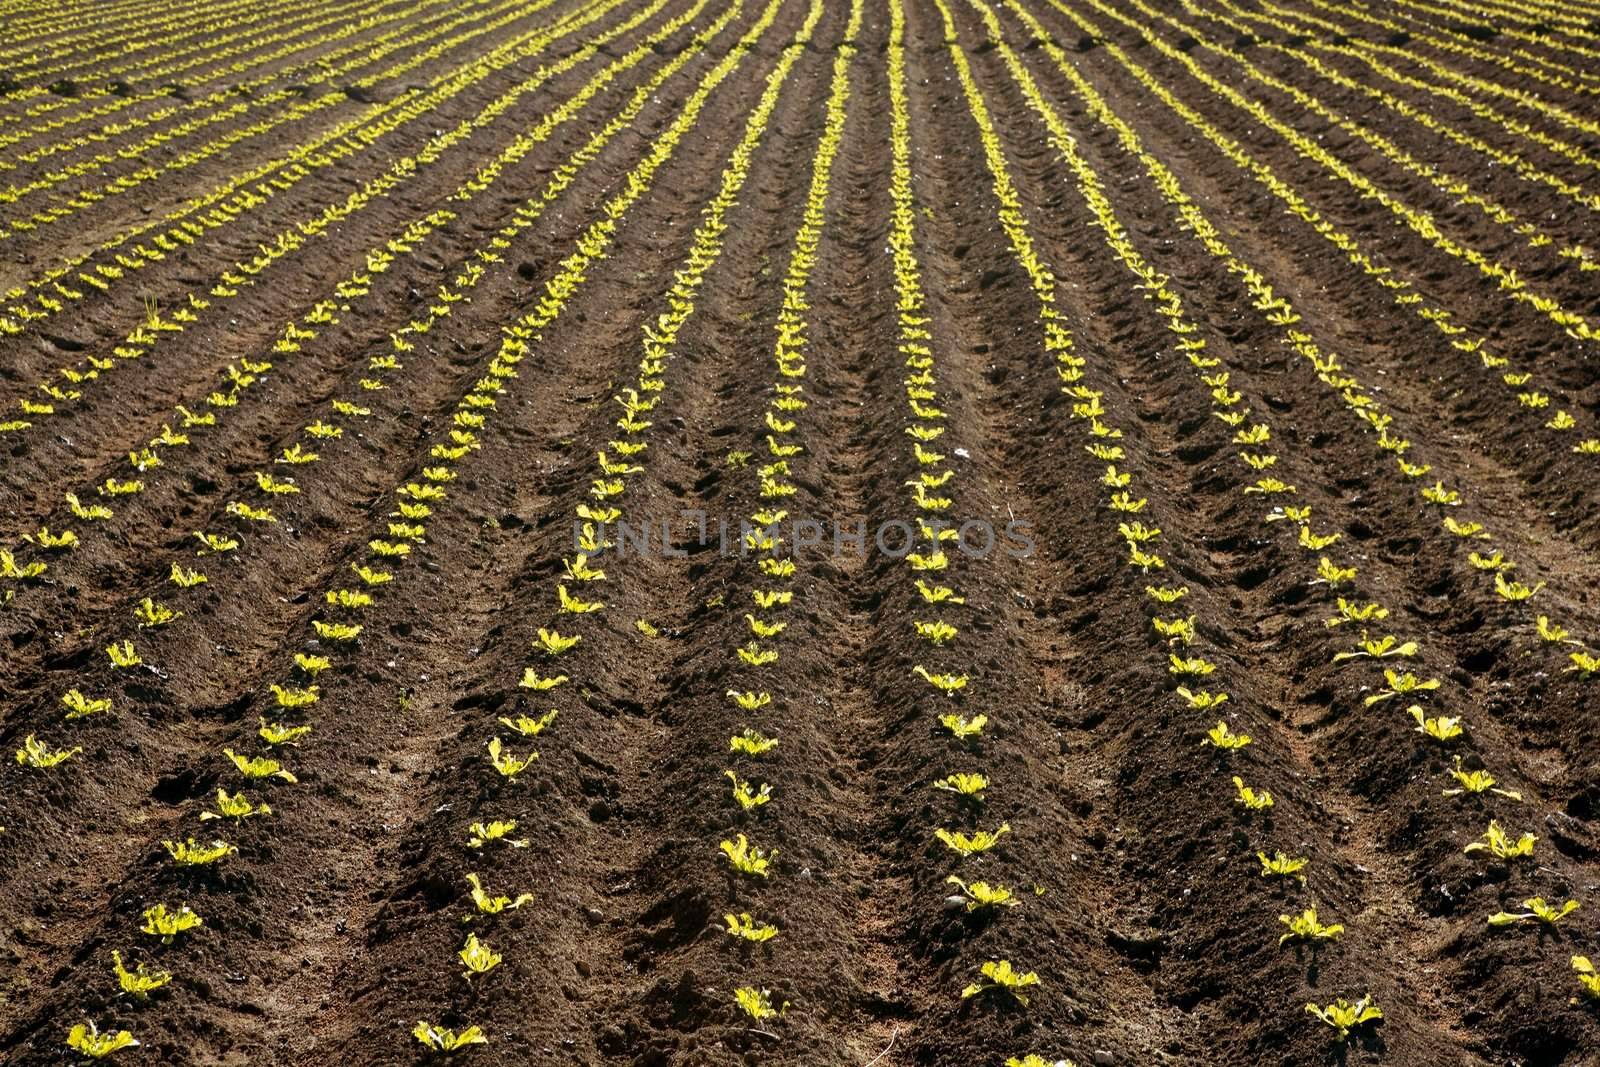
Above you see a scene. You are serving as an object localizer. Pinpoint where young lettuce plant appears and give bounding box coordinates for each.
[1305,995,1382,1041]
[946,876,1017,912]
[1487,897,1580,927]
[723,913,778,943]
[224,748,296,783]
[914,665,969,695]
[111,951,171,999]
[933,773,989,800]
[458,933,502,981]
[730,729,778,757]
[16,734,81,768]
[140,904,201,943]
[1258,851,1308,884]
[464,873,532,919]
[499,710,558,737]
[936,824,1010,856]
[163,838,236,866]
[1232,777,1273,810]
[200,790,272,823]
[734,987,787,1021]
[1443,757,1521,800]
[66,1021,139,1060]
[1572,956,1600,1000]
[961,960,1039,1006]
[62,689,112,720]
[1202,721,1250,750]
[720,834,775,878]
[725,771,772,812]
[487,737,537,781]
[1279,908,1343,946]
[518,669,568,692]
[727,690,772,712]
[940,713,987,741]
[467,820,528,850]
[413,1021,487,1052]
[1365,669,1441,706]
[1463,821,1535,861]
[259,719,312,746]
[1410,706,1463,743]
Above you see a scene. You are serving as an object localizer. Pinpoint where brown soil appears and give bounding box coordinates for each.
[2,0,1599,1065]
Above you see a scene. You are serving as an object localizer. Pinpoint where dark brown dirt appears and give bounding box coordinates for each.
[3,0,1600,1064]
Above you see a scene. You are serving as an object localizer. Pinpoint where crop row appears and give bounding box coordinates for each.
[0,0,581,344]
[15,0,797,1056]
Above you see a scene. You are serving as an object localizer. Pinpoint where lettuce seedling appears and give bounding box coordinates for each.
[933,773,988,799]
[940,713,987,741]
[270,684,318,708]
[499,710,558,737]
[946,876,1017,912]
[140,904,201,943]
[720,834,775,877]
[1572,956,1600,1000]
[224,749,295,783]
[1305,995,1381,1041]
[1464,821,1534,861]
[914,666,968,694]
[535,628,581,655]
[746,615,786,639]
[170,563,207,588]
[458,934,501,981]
[16,734,80,768]
[725,771,772,811]
[936,825,1009,856]
[727,691,771,712]
[737,643,779,667]
[467,820,527,850]
[723,913,778,943]
[487,738,536,781]
[1202,722,1250,750]
[1570,650,1600,678]
[1488,898,1580,927]
[312,620,362,642]
[915,580,964,605]
[734,987,787,1020]
[558,584,603,614]
[111,950,171,999]
[259,719,311,746]
[1443,757,1520,800]
[413,1021,487,1051]
[518,669,568,691]
[1233,777,1272,810]
[62,689,111,721]
[1332,632,1418,662]
[200,789,272,824]
[163,838,236,866]
[1409,706,1463,743]
[66,1021,139,1060]
[464,873,532,919]
[105,641,141,668]
[730,729,778,757]
[1258,851,1308,884]
[1279,908,1342,946]
[962,960,1039,1006]
[1364,669,1440,706]
[134,598,181,629]
[1176,687,1228,710]
[1494,572,1545,601]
